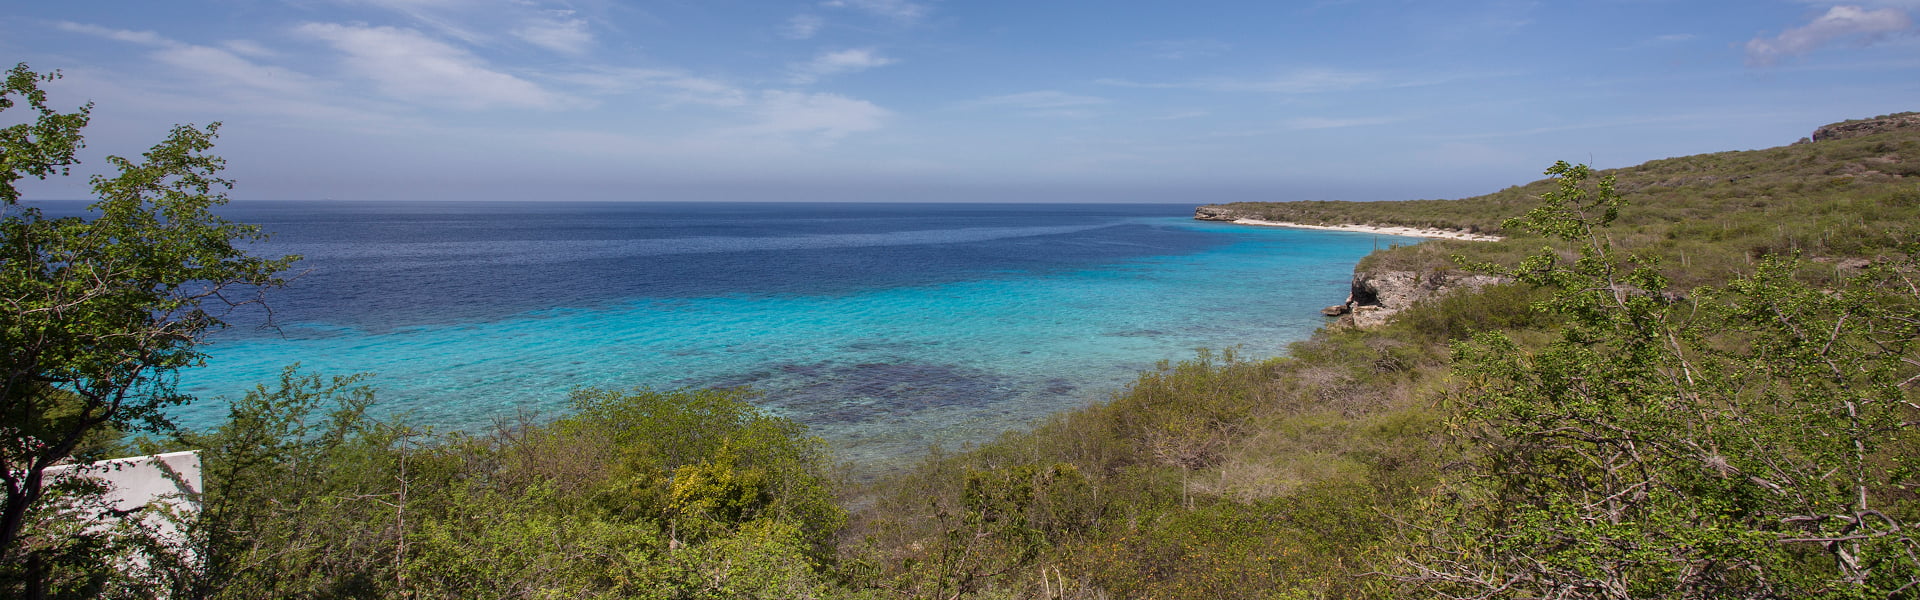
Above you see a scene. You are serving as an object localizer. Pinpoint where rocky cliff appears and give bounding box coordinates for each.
[1807,112,1920,143]
[1323,269,1508,329]
[1193,205,1243,221]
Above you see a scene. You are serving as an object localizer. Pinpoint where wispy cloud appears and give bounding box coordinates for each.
[1141,39,1230,60]
[549,69,891,142]
[821,0,929,23]
[790,48,897,84]
[783,14,826,40]
[545,67,748,107]
[1285,116,1398,130]
[57,22,321,97]
[1619,33,1697,50]
[51,21,399,127]
[736,90,890,140]
[1151,110,1210,121]
[1099,69,1380,94]
[968,91,1109,109]
[333,0,491,44]
[150,44,324,97]
[514,11,594,55]
[297,22,577,110]
[1747,5,1913,66]
[54,21,169,45]
[962,91,1110,118]
[223,39,280,58]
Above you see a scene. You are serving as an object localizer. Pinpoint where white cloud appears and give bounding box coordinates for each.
[56,22,320,97]
[49,22,401,128]
[821,0,928,23]
[223,39,280,58]
[547,68,748,107]
[783,14,826,40]
[514,12,594,55]
[791,48,897,84]
[1099,69,1379,94]
[1747,5,1913,65]
[297,22,576,110]
[333,0,490,43]
[739,90,889,139]
[55,22,169,46]
[1792,0,1920,8]
[151,45,323,97]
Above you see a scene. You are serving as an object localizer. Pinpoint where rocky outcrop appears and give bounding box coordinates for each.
[1332,269,1508,329]
[1809,113,1920,143]
[1194,205,1242,221]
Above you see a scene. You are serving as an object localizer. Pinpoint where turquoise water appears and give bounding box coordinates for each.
[94,202,1396,464]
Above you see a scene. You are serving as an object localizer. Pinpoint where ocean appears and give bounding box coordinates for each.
[34,201,1398,464]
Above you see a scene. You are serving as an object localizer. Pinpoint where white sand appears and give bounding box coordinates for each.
[1229,218,1503,242]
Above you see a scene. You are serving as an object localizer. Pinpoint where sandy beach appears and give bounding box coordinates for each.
[1229,218,1503,242]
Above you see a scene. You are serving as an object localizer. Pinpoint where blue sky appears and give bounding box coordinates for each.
[4,0,1917,202]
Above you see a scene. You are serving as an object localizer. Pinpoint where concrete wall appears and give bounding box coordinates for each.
[44,450,203,554]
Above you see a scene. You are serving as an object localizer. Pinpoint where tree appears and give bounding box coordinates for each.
[0,63,295,563]
[1398,162,1920,598]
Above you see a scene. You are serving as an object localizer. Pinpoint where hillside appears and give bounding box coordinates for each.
[1198,112,1920,289]
[844,114,1920,599]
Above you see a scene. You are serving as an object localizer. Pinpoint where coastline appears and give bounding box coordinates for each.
[1228,218,1503,242]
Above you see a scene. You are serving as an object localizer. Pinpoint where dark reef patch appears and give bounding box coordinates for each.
[700,360,1015,425]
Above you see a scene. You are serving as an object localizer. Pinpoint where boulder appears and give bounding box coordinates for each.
[1334,269,1508,329]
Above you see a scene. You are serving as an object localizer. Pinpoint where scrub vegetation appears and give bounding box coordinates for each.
[5,61,1919,598]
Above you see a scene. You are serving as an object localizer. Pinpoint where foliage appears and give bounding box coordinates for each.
[1398,162,1920,598]
[856,129,1920,598]
[0,62,294,589]
[845,341,1452,599]
[1219,122,1920,291]
[173,381,846,599]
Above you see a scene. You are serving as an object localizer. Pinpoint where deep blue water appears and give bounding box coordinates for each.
[31,201,1399,463]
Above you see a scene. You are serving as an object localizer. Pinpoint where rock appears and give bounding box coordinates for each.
[1321,304,1349,317]
[1194,205,1241,221]
[1812,256,1875,270]
[1336,269,1508,329]
[1810,113,1920,143]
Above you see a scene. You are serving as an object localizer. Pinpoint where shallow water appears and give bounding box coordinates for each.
[33,201,1397,464]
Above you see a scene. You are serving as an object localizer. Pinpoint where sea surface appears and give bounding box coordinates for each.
[33,201,1405,464]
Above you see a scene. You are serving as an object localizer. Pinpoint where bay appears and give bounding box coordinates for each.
[32,200,1399,465]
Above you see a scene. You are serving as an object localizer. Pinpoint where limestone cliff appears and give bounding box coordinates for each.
[1193,205,1243,222]
[1325,269,1508,329]
[1806,112,1920,143]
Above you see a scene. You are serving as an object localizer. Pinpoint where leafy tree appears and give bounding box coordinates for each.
[0,63,294,564]
[171,381,850,598]
[177,366,390,598]
[1399,162,1920,598]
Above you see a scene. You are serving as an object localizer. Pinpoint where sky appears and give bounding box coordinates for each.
[3,0,1917,203]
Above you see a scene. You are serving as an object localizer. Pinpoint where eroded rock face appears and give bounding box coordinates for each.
[1810,113,1920,143]
[1334,269,1508,329]
[1194,205,1241,221]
